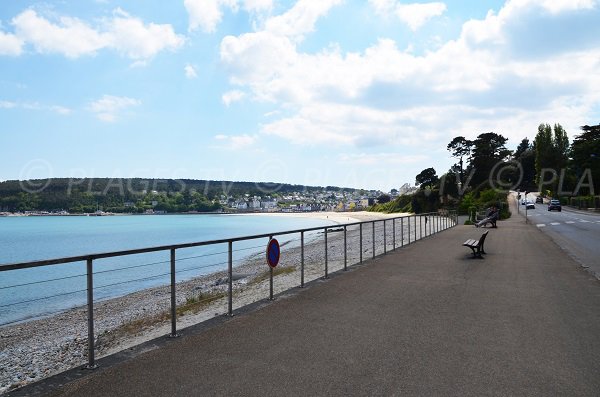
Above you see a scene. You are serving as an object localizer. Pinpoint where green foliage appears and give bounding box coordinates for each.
[377,194,391,204]
[513,138,537,191]
[410,189,439,213]
[370,194,412,213]
[534,123,571,195]
[458,192,476,214]
[0,178,360,213]
[447,136,473,186]
[570,124,600,196]
[468,132,511,188]
[415,167,439,189]
[458,189,509,219]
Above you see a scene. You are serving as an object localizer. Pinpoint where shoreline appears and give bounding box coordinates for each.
[0,210,411,220]
[0,210,414,394]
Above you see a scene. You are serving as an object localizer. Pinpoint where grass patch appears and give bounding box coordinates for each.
[251,266,296,285]
[98,291,227,347]
[177,291,227,316]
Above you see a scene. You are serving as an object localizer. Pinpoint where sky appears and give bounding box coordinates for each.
[1,0,599,192]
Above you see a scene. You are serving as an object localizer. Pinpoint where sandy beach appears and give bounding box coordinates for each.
[0,211,426,394]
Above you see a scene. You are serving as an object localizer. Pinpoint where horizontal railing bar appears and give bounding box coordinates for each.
[0,212,450,272]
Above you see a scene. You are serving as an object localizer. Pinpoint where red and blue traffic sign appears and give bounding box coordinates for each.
[266,238,280,268]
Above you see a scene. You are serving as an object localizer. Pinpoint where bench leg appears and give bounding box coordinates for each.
[469,247,482,258]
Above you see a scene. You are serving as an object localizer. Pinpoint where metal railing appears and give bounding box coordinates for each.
[0,211,457,369]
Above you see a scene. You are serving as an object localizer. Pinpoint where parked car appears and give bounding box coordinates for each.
[548,199,562,212]
[521,199,527,205]
[535,196,543,204]
[526,201,535,210]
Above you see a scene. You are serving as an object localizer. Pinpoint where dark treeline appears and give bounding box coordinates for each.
[0,178,355,213]
[372,123,600,216]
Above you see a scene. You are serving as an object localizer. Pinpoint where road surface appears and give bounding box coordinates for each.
[516,194,600,278]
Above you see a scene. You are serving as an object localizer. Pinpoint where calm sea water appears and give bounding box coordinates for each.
[0,214,334,326]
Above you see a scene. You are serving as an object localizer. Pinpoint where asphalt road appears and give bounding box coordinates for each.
[515,194,600,278]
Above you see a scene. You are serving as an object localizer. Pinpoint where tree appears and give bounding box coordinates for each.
[513,138,536,191]
[447,136,473,184]
[570,124,600,196]
[534,123,571,194]
[468,132,511,188]
[415,168,439,189]
[377,194,391,204]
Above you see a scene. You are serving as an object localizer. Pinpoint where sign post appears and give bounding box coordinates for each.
[524,191,529,223]
[266,238,280,300]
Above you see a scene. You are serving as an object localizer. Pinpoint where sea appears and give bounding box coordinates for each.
[0,214,335,326]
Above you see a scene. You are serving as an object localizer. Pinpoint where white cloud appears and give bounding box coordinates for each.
[264,0,342,40]
[395,2,447,31]
[185,63,198,79]
[105,9,184,60]
[242,0,274,13]
[219,0,600,151]
[0,100,17,108]
[12,9,106,58]
[0,29,24,56]
[514,0,597,14]
[213,133,257,149]
[338,153,429,166]
[368,0,396,15]
[88,95,141,122]
[184,0,274,33]
[185,0,238,33]
[222,90,246,106]
[8,8,183,61]
[369,1,447,31]
[0,100,72,114]
[51,105,72,115]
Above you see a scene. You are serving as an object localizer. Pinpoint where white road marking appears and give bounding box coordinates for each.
[550,222,560,226]
[537,224,546,228]
[580,220,591,223]
[565,221,575,224]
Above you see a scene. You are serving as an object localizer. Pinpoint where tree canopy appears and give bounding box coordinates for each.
[415,168,439,189]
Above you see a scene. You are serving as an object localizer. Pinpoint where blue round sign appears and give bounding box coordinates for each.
[266,238,280,268]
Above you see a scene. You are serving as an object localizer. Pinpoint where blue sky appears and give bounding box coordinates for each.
[1,0,599,191]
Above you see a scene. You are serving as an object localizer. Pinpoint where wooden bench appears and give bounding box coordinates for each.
[463,231,489,258]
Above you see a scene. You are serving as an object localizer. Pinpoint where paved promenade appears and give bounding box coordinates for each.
[32,209,600,396]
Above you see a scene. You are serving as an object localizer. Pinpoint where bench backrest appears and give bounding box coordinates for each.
[479,231,489,246]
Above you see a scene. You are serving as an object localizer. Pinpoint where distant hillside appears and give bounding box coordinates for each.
[0,178,359,213]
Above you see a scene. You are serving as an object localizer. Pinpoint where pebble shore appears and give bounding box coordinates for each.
[0,212,424,394]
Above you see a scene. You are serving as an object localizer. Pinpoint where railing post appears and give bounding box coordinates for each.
[228,242,233,315]
[414,215,417,241]
[407,216,410,245]
[300,231,305,288]
[359,223,363,264]
[401,217,404,247]
[86,258,97,369]
[420,215,423,240]
[343,225,347,271]
[372,221,375,259]
[324,228,328,278]
[383,220,387,254]
[392,218,396,250]
[170,249,179,337]
[269,267,274,300]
